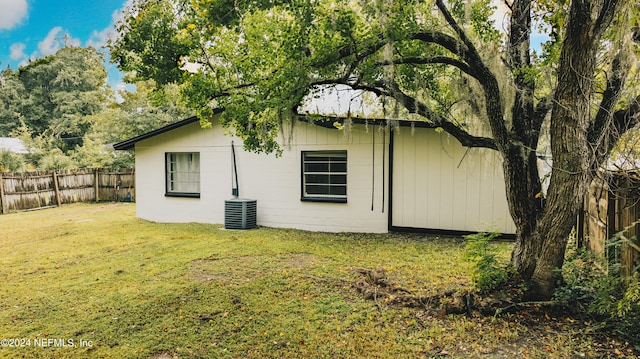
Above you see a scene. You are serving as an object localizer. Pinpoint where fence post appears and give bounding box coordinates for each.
[94,168,100,202]
[52,171,61,207]
[0,173,6,214]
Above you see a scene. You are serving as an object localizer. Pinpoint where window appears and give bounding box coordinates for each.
[301,151,347,202]
[165,152,200,197]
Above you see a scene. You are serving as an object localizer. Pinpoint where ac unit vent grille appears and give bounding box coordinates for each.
[224,199,257,229]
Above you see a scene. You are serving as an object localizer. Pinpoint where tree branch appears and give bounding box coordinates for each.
[594,95,640,168]
[376,56,476,79]
[432,0,509,150]
[311,34,387,69]
[411,31,469,59]
[350,83,391,98]
[434,0,479,57]
[533,95,553,130]
[385,79,498,149]
[205,81,257,101]
[307,75,497,150]
[593,0,623,37]
[589,45,633,167]
[507,0,537,147]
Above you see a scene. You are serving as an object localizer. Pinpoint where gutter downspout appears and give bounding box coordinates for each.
[387,124,395,232]
[231,141,239,197]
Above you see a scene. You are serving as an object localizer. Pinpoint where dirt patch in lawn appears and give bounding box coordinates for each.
[188,253,333,285]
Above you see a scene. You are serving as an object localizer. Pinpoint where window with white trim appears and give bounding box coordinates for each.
[301,151,347,202]
[165,152,200,197]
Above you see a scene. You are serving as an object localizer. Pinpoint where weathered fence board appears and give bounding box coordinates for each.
[0,168,135,213]
[580,174,640,276]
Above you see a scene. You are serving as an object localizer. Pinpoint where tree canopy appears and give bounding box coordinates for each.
[0,47,108,151]
[0,46,192,170]
[110,0,640,299]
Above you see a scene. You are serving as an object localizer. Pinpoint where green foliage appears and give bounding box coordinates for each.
[2,47,107,148]
[3,65,191,170]
[71,135,117,169]
[0,70,27,137]
[110,1,190,85]
[108,0,507,154]
[38,148,76,170]
[554,238,640,342]
[89,81,193,142]
[617,274,640,318]
[463,232,512,293]
[449,0,501,42]
[0,150,27,172]
[553,245,621,313]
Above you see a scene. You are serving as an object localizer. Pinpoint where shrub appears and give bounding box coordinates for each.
[554,234,640,343]
[464,232,512,293]
[0,150,27,172]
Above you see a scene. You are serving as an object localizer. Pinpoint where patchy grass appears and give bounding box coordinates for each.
[0,203,635,358]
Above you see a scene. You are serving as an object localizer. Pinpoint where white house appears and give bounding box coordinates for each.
[114,114,515,235]
[0,137,28,154]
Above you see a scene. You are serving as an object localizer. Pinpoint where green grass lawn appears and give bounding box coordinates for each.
[0,203,632,358]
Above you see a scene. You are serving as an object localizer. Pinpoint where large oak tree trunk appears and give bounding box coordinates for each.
[505,149,544,280]
[504,0,545,282]
[509,0,621,300]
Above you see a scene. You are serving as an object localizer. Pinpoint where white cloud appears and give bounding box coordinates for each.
[86,27,113,49]
[9,43,26,60]
[38,26,81,56]
[113,1,135,23]
[87,8,128,49]
[0,0,28,30]
[38,26,63,55]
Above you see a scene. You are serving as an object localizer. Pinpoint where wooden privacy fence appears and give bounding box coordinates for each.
[579,174,640,277]
[0,168,135,214]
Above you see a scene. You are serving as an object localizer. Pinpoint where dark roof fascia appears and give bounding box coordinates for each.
[114,111,436,151]
[113,115,202,151]
[297,115,438,129]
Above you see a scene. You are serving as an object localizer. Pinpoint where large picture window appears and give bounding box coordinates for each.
[301,151,347,202]
[166,152,200,197]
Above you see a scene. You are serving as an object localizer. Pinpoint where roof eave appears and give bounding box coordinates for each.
[114,110,437,151]
[113,115,201,151]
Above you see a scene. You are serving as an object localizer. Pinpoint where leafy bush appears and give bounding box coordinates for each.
[37,148,75,170]
[554,235,640,342]
[0,150,27,172]
[553,244,621,312]
[464,232,512,293]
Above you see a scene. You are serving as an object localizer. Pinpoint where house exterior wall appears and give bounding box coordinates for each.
[134,118,390,233]
[391,127,516,234]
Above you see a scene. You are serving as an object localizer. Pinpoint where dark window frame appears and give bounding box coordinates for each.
[301,150,347,203]
[165,152,201,198]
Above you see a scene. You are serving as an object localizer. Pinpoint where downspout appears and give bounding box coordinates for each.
[387,124,395,231]
[371,126,375,211]
[381,125,386,213]
[231,141,239,197]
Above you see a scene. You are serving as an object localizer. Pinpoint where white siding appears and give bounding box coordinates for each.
[133,118,515,234]
[391,127,515,234]
[134,119,390,233]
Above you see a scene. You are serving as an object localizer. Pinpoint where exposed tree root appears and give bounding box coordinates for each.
[352,266,531,317]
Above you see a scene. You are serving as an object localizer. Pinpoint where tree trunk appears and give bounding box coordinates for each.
[527,167,589,299]
[505,147,543,280]
[518,0,620,300]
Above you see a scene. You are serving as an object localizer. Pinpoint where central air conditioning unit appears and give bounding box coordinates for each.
[224,199,257,229]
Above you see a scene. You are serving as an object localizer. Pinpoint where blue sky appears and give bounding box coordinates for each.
[0,0,128,89]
